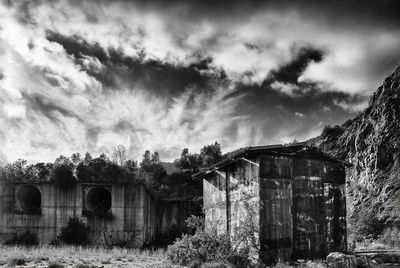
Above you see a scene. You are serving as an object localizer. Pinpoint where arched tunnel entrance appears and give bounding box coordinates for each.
[86,187,112,215]
[16,185,41,214]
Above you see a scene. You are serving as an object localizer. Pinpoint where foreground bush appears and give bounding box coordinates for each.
[354,207,385,240]
[59,216,90,246]
[167,216,252,267]
[5,230,38,246]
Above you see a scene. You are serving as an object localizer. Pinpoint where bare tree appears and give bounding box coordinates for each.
[113,145,127,166]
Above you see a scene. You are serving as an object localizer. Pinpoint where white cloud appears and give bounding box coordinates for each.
[0,1,396,163]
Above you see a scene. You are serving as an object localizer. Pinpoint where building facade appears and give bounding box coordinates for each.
[0,176,157,246]
[197,143,348,264]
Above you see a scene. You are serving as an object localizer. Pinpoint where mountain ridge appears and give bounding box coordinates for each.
[309,65,400,242]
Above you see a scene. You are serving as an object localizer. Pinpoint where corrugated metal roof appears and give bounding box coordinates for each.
[193,142,350,179]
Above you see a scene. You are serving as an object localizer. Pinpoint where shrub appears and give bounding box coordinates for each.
[167,216,230,266]
[5,230,38,246]
[76,265,98,268]
[322,125,343,138]
[7,257,27,266]
[48,263,65,268]
[58,216,90,246]
[167,215,256,267]
[355,207,385,240]
[51,164,76,188]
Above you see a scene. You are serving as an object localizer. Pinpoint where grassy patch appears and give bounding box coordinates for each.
[0,245,174,268]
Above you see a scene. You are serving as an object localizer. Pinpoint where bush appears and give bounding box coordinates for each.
[167,216,229,266]
[7,257,27,266]
[355,207,385,240]
[167,215,255,267]
[5,230,38,246]
[48,263,65,268]
[58,216,90,246]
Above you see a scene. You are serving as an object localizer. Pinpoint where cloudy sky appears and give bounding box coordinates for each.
[1,0,400,163]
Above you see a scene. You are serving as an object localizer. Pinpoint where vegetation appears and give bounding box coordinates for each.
[353,205,385,240]
[0,245,170,268]
[0,142,223,202]
[58,216,90,246]
[167,190,260,267]
[4,230,38,246]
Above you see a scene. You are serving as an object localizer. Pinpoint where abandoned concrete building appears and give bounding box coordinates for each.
[0,170,199,247]
[196,143,348,263]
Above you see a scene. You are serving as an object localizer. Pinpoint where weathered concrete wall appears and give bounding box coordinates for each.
[292,158,326,260]
[203,150,347,263]
[203,171,227,234]
[0,181,156,247]
[227,159,259,247]
[157,199,202,236]
[324,183,346,253]
[259,155,293,264]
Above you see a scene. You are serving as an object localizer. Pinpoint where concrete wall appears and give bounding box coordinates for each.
[259,155,293,264]
[227,158,260,249]
[157,199,202,235]
[259,154,347,263]
[203,171,228,234]
[0,181,156,247]
[203,151,347,263]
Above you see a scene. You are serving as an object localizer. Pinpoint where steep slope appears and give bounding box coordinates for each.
[309,66,400,241]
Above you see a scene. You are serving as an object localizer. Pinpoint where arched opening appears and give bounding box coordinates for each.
[16,185,41,214]
[86,187,112,215]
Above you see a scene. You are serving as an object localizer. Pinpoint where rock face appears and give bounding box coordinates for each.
[309,66,400,239]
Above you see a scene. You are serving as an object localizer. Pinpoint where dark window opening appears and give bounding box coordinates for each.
[16,185,41,215]
[86,187,112,216]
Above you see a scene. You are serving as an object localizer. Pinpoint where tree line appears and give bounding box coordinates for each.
[0,142,223,199]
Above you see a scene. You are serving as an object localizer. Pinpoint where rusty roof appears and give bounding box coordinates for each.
[193,142,351,179]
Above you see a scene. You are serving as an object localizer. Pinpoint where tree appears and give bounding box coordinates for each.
[54,155,70,166]
[83,152,92,164]
[112,145,127,166]
[71,153,81,165]
[24,163,51,181]
[200,142,222,168]
[99,153,109,162]
[140,150,153,172]
[174,148,202,172]
[2,159,27,180]
[50,155,76,187]
[124,159,138,172]
[152,152,160,164]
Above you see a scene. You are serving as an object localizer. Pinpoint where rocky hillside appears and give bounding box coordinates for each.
[309,66,400,242]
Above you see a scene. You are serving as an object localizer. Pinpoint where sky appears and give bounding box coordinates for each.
[1,0,400,164]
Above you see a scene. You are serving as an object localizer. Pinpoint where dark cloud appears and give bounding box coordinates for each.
[95,0,400,29]
[221,44,366,142]
[113,120,150,135]
[22,92,80,122]
[45,31,223,98]
[44,30,368,146]
[267,46,324,84]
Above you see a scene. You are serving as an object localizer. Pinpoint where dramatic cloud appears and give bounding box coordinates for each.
[0,0,399,163]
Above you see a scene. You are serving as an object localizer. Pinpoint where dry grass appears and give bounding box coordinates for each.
[0,245,178,268]
[272,258,326,268]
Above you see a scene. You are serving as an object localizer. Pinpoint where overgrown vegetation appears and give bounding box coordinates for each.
[4,230,38,246]
[58,216,90,246]
[0,245,168,267]
[167,216,232,266]
[0,142,223,201]
[352,202,400,248]
[167,191,260,267]
[354,207,385,240]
